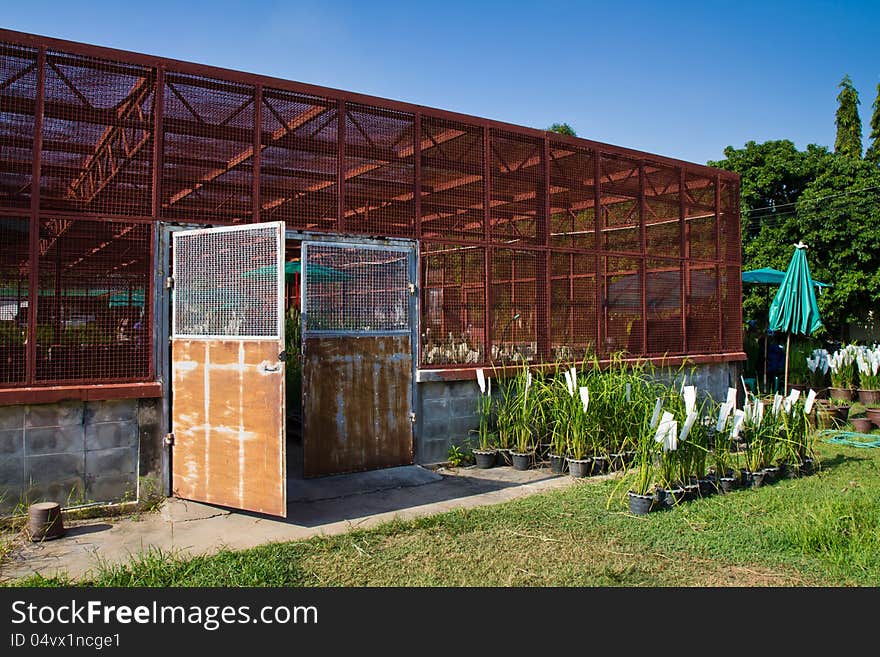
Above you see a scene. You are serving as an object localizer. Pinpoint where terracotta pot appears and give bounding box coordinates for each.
[857,389,880,406]
[850,417,874,434]
[866,408,880,428]
[829,387,854,402]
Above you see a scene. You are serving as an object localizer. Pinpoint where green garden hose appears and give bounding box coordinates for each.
[819,429,880,449]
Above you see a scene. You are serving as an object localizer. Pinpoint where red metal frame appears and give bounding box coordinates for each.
[0,28,744,397]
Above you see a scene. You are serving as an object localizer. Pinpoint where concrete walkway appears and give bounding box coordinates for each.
[1,464,581,583]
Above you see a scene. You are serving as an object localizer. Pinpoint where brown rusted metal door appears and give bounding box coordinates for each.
[301,241,415,477]
[170,222,287,517]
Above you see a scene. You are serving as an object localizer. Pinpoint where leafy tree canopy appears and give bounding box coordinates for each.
[835,74,863,159]
[548,122,576,136]
[866,82,880,166]
[710,142,880,337]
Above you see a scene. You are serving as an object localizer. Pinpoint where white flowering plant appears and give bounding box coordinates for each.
[805,348,829,388]
[855,345,880,390]
[828,345,856,389]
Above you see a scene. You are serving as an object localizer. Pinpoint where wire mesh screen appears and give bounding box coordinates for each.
[645,258,683,355]
[549,142,595,249]
[687,263,720,353]
[173,224,280,338]
[601,155,641,253]
[644,162,681,258]
[605,255,643,355]
[344,104,415,238]
[260,88,337,232]
[719,178,740,263]
[490,130,542,245]
[420,242,485,365]
[162,72,255,223]
[550,251,597,361]
[40,50,155,216]
[686,171,717,260]
[0,43,38,210]
[35,218,152,383]
[0,216,29,385]
[420,117,484,241]
[491,248,537,362]
[303,244,409,332]
[721,263,743,352]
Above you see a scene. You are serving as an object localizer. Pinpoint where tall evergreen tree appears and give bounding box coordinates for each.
[835,74,863,159]
[865,82,880,166]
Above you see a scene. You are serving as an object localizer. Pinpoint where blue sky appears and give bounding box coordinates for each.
[4,0,879,165]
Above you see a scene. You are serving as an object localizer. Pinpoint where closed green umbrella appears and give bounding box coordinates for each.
[767,242,823,392]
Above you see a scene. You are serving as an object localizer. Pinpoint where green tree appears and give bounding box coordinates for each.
[865,82,880,166]
[548,123,576,136]
[835,74,863,159]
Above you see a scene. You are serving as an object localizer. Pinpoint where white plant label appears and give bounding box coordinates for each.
[654,411,675,446]
[650,398,663,429]
[772,394,783,416]
[563,370,574,397]
[476,368,486,395]
[730,409,745,439]
[679,411,698,443]
[726,387,738,409]
[755,401,764,425]
[664,420,679,451]
[625,383,631,403]
[579,386,589,412]
[804,389,817,414]
[787,388,801,404]
[682,386,697,416]
[716,401,733,432]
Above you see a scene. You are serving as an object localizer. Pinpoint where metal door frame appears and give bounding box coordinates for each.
[289,230,419,466]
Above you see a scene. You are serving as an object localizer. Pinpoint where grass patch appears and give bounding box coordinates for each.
[6,442,879,587]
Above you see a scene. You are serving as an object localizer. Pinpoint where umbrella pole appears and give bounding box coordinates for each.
[783,332,790,393]
[763,333,768,393]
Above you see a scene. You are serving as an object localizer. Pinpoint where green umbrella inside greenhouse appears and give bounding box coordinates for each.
[767,242,823,393]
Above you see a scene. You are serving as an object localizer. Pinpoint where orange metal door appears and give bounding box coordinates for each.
[170,222,287,517]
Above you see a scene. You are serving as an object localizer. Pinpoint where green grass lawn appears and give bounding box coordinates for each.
[7,439,880,587]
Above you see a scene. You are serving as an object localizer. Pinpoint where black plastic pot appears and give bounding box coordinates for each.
[548,453,566,474]
[800,457,816,476]
[497,448,512,466]
[742,469,765,489]
[510,451,533,471]
[683,482,699,502]
[762,466,780,485]
[591,456,608,475]
[697,478,716,497]
[718,476,738,494]
[568,458,592,478]
[655,486,686,508]
[628,491,654,516]
[473,449,497,469]
[608,453,626,471]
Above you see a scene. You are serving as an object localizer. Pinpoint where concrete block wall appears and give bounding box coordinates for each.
[0,399,151,513]
[415,361,741,465]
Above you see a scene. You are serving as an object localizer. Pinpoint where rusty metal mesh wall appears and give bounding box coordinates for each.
[0,216,29,385]
[173,224,279,338]
[36,218,152,383]
[420,117,484,242]
[41,50,155,216]
[162,72,255,224]
[260,89,338,232]
[304,244,409,332]
[0,32,744,386]
[0,43,38,210]
[420,242,484,365]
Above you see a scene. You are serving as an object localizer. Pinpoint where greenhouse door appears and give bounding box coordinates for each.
[301,241,416,477]
[170,222,287,517]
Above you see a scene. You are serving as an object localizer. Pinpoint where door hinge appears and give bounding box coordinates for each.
[410,412,417,424]
[408,282,416,295]
[165,276,174,289]
[164,432,175,446]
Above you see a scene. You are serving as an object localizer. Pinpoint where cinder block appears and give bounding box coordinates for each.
[0,484,25,513]
[85,473,137,503]
[85,420,138,451]
[421,396,450,415]
[84,399,138,424]
[0,454,24,491]
[24,478,85,507]
[450,397,478,417]
[0,405,25,431]
[25,452,84,482]
[25,425,85,456]
[85,447,136,477]
[421,421,449,441]
[0,428,24,457]
[418,382,449,401]
[449,380,481,399]
[416,438,451,465]
[27,402,83,428]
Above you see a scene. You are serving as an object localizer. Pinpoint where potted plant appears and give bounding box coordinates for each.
[855,345,880,406]
[508,363,537,471]
[828,345,856,401]
[627,440,656,515]
[566,385,594,478]
[472,369,497,469]
[806,348,830,398]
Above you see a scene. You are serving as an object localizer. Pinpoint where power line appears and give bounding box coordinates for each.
[744,183,880,216]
